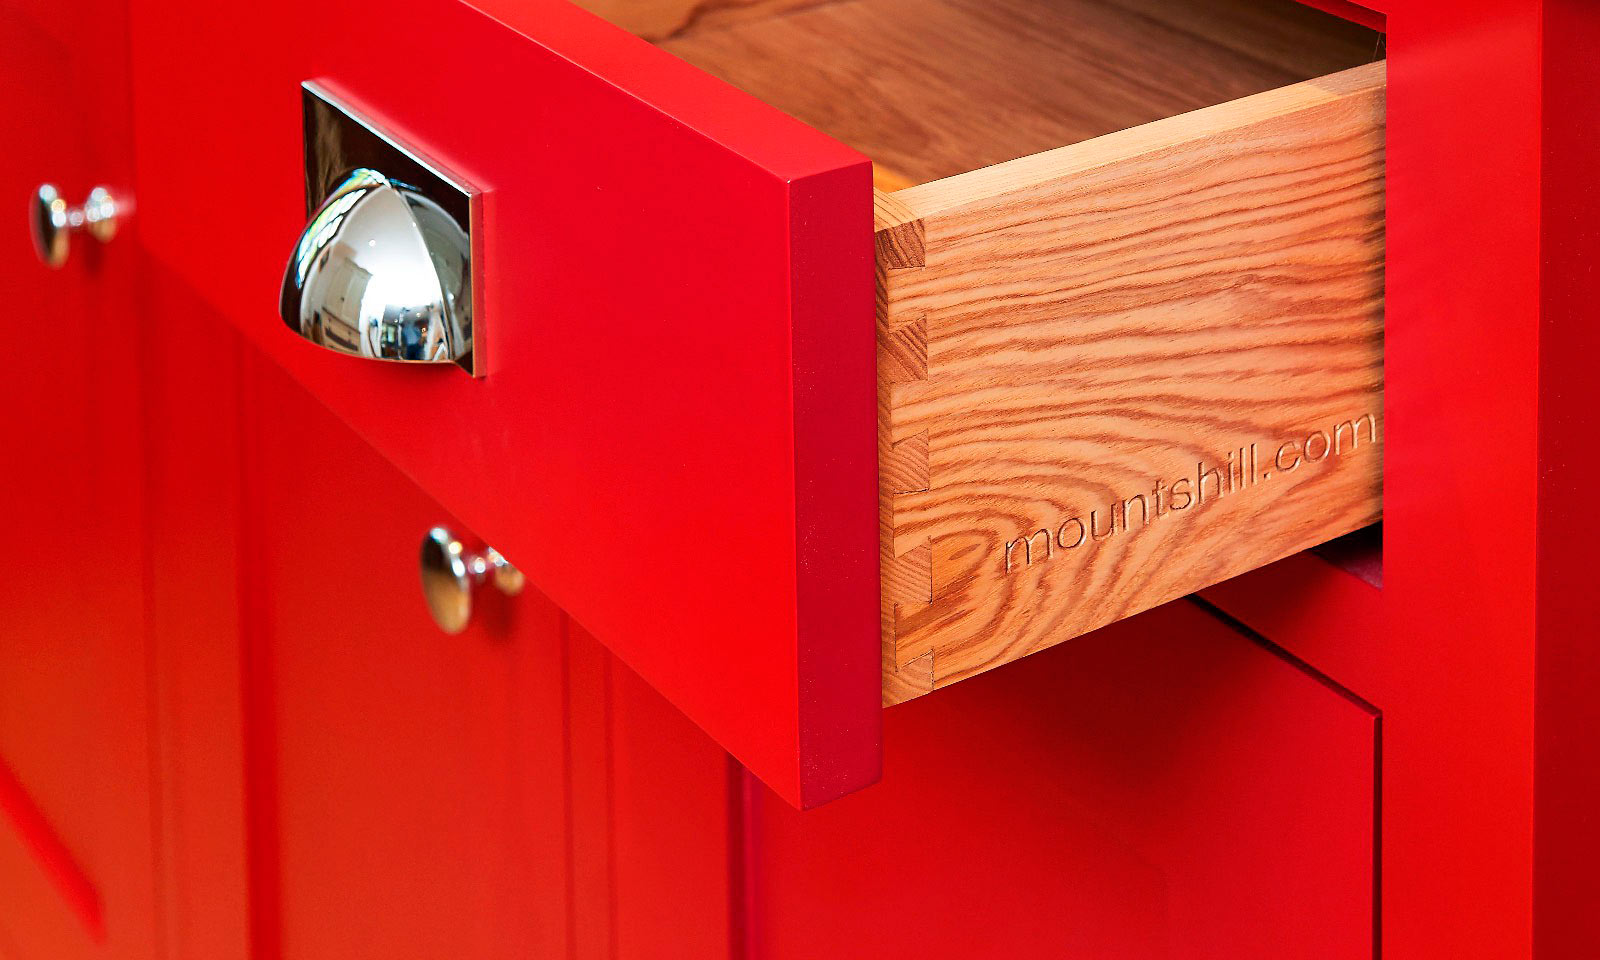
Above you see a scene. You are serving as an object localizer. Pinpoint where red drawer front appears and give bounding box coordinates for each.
[127,0,880,808]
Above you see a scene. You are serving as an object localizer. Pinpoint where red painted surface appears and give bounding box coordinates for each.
[158,332,1386,959]
[1536,5,1600,953]
[1383,2,1542,943]
[236,341,733,959]
[0,760,102,941]
[126,279,1398,960]
[238,355,570,960]
[1297,0,1388,31]
[139,262,255,960]
[743,601,1378,958]
[0,1,153,957]
[1199,0,1600,956]
[1533,4,1600,956]
[7,0,1600,957]
[126,0,880,810]
[131,247,746,960]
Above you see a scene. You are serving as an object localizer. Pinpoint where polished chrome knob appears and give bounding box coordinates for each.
[419,527,525,634]
[31,184,119,268]
[280,167,473,369]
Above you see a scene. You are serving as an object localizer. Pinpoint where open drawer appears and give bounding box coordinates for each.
[578,0,1387,701]
[128,0,1382,806]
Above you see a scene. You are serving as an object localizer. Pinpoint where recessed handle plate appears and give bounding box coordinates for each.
[279,82,484,376]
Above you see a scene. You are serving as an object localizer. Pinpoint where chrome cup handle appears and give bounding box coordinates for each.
[279,84,481,375]
[279,168,475,371]
[31,184,120,268]
[419,527,525,634]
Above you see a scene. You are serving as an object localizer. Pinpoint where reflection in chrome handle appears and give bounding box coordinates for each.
[279,83,481,374]
[419,527,525,635]
[280,168,474,369]
[31,185,120,268]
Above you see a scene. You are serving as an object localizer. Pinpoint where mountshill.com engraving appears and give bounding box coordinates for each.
[1002,413,1380,572]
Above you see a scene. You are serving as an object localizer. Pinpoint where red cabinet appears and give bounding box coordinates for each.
[0,2,153,958]
[6,0,1600,957]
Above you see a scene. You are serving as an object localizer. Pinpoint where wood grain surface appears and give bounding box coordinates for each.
[570,0,1383,702]
[637,0,1379,185]
[570,0,833,43]
[880,62,1386,701]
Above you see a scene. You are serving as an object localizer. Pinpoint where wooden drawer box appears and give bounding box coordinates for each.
[874,68,1384,701]
[577,2,1385,697]
[128,0,1382,805]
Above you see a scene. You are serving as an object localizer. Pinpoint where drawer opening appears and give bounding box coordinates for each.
[1313,522,1383,589]
[572,0,1383,189]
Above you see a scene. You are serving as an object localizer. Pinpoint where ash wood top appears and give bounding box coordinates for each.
[634,0,1380,185]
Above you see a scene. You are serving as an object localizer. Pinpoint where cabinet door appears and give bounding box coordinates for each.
[739,601,1378,959]
[0,2,153,958]
[231,354,572,960]
[523,585,1379,958]
[139,265,741,960]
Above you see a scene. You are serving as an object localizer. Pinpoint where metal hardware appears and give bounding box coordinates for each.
[31,185,119,268]
[279,82,483,375]
[419,527,525,634]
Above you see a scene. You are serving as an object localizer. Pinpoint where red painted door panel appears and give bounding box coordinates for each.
[566,620,739,960]
[127,0,879,809]
[0,1,153,957]
[139,262,255,960]
[742,601,1377,959]
[221,339,741,960]
[236,355,571,960]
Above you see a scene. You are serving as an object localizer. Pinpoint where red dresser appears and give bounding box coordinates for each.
[3,0,1597,957]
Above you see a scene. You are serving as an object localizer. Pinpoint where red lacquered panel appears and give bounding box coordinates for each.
[139,264,255,960]
[1533,1,1600,953]
[743,601,1377,959]
[127,0,878,808]
[140,265,741,960]
[1201,550,1383,701]
[1209,0,1575,955]
[1203,0,1600,953]
[237,355,572,959]
[0,1,154,956]
[1378,0,1541,953]
[566,625,739,960]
